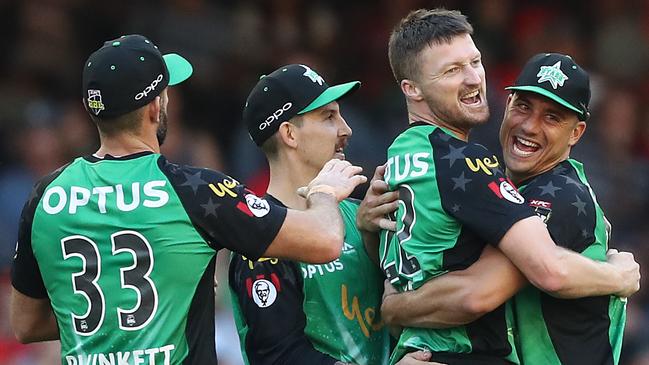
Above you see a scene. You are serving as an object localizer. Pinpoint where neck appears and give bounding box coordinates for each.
[266,156,317,210]
[408,103,470,141]
[95,130,160,158]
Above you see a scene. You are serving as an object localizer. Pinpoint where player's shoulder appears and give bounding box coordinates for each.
[157,155,231,182]
[522,160,595,220]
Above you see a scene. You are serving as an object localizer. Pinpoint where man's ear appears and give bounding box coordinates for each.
[147,96,162,123]
[277,121,298,149]
[401,79,424,102]
[569,121,587,147]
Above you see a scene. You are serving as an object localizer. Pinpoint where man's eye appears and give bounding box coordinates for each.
[446,67,461,75]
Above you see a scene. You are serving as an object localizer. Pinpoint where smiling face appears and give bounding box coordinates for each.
[294,100,352,176]
[500,91,586,183]
[415,34,489,134]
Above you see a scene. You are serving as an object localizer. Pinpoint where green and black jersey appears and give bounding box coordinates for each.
[11,152,287,365]
[514,159,626,365]
[230,197,390,365]
[380,122,535,365]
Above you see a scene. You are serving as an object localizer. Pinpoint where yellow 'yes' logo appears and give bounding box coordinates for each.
[465,155,499,175]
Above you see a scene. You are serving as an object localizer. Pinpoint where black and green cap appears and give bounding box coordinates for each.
[243,64,360,146]
[506,53,590,121]
[82,34,193,119]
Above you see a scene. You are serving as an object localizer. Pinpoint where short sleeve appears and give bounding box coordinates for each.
[520,165,597,253]
[159,157,287,260]
[431,131,535,245]
[11,182,49,298]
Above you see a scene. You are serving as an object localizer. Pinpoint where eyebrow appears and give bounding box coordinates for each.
[437,52,482,70]
[517,94,570,117]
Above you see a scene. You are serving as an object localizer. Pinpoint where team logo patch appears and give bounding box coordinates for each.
[87,89,105,115]
[488,178,525,204]
[245,194,270,217]
[251,279,277,308]
[537,61,568,89]
[530,200,553,225]
[300,64,325,85]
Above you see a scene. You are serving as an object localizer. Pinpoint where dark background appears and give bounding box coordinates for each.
[0,0,647,364]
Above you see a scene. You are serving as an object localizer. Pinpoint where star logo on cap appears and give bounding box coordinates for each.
[300,65,324,85]
[537,61,568,89]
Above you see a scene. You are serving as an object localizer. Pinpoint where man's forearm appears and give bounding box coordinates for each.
[546,246,623,298]
[499,217,630,298]
[382,272,482,329]
[381,245,527,328]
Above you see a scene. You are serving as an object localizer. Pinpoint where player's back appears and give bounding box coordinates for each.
[29,152,217,364]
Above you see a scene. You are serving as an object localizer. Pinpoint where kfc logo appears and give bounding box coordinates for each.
[252,279,277,308]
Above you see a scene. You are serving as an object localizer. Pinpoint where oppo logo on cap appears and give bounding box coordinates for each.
[259,102,292,130]
[135,74,164,100]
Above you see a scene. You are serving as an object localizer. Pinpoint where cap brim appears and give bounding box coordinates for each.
[505,85,583,115]
[163,53,193,86]
[298,81,361,114]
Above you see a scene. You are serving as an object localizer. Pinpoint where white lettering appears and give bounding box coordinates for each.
[117,351,130,365]
[159,345,175,365]
[43,186,67,214]
[144,348,159,365]
[69,186,91,214]
[143,181,169,208]
[259,102,292,130]
[387,153,431,183]
[93,186,114,214]
[42,181,170,215]
[98,353,114,365]
[385,157,394,182]
[116,183,140,212]
[411,152,430,177]
[394,153,411,181]
[64,346,174,365]
[135,74,164,100]
[132,349,145,365]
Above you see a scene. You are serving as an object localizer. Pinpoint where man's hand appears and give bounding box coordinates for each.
[298,159,367,202]
[396,351,445,365]
[356,164,398,232]
[606,248,641,298]
[382,279,398,302]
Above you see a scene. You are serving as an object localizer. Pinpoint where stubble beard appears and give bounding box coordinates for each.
[156,108,168,146]
[423,93,490,131]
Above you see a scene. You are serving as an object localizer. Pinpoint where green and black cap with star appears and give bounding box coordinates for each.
[506,53,590,121]
[243,64,360,146]
[82,34,193,119]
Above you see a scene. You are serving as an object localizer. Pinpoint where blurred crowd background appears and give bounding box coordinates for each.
[0,0,648,364]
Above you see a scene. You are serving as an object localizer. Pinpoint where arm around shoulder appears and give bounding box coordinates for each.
[381,245,527,328]
[498,216,639,298]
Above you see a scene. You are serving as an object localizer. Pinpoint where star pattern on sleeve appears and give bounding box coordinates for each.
[571,195,587,216]
[181,171,206,194]
[538,181,562,197]
[451,172,472,191]
[441,145,467,167]
[562,175,585,191]
[201,198,220,218]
